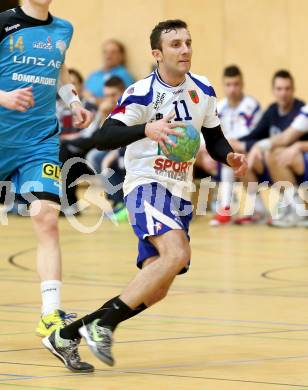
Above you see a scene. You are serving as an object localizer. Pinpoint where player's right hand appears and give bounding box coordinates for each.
[145,113,184,156]
[0,87,34,112]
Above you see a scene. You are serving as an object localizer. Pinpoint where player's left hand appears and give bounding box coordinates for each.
[275,143,301,167]
[71,102,93,128]
[226,152,247,177]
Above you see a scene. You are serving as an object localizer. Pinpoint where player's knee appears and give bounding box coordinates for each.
[32,209,59,236]
[165,245,190,273]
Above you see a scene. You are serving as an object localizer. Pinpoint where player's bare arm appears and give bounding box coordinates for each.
[271,126,304,147]
[0,87,34,112]
[58,64,93,128]
[253,125,304,153]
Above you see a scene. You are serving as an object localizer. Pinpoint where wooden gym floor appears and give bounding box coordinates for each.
[1,206,308,389]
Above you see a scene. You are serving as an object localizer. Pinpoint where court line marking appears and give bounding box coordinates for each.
[2,302,308,329]
[4,234,308,388]
[3,351,308,370]
[262,265,308,283]
[0,368,307,388]
[142,313,308,328]
[5,248,308,300]
[1,327,308,354]
[102,370,308,388]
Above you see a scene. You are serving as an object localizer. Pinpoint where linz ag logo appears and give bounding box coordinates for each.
[42,163,61,181]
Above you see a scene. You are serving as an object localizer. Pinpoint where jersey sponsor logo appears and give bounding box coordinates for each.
[153,158,192,181]
[173,89,184,95]
[153,92,166,110]
[13,55,62,69]
[42,164,61,181]
[12,72,56,86]
[127,87,135,94]
[33,36,53,50]
[56,40,67,55]
[188,90,199,104]
[5,24,21,32]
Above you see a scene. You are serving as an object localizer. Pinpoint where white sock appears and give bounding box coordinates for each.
[41,280,62,316]
[245,192,266,216]
[220,166,235,208]
[280,186,297,209]
[254,193,266,214]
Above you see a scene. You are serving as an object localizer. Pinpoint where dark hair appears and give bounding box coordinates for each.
[272,69,294,87]
[223,65,242,78]
[105,76,125,91]
[150,19,188,50]
[103,39,126,66]
[68,68,83,84]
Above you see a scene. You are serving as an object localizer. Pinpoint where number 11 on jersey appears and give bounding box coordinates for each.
[173,100,192,121]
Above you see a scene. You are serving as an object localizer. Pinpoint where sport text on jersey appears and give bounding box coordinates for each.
[154,158,193,181]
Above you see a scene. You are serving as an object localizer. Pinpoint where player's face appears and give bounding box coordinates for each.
[155,28,192,76]
[272,77,294,108]
[28,0,52,6]
[103,42,123,70]
[104,86,124,107]
[223,76,243,101]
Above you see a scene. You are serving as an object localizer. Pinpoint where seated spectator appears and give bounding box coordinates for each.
[210,65,262,226]
[255,104,308,227]
[230,70,305,224]
[84,39,134,104]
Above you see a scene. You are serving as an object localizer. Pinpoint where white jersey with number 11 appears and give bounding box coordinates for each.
[110,69,220,200]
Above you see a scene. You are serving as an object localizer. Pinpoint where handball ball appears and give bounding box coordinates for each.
[163,124,200,162]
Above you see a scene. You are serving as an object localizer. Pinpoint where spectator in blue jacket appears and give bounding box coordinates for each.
[84,39,134,104]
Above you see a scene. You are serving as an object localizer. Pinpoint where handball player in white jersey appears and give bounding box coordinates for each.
[42,19,247,371]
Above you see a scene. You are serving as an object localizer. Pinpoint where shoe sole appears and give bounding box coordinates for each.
[42,336,94,373]
[79,326,114,367]
[268,222,297,228]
